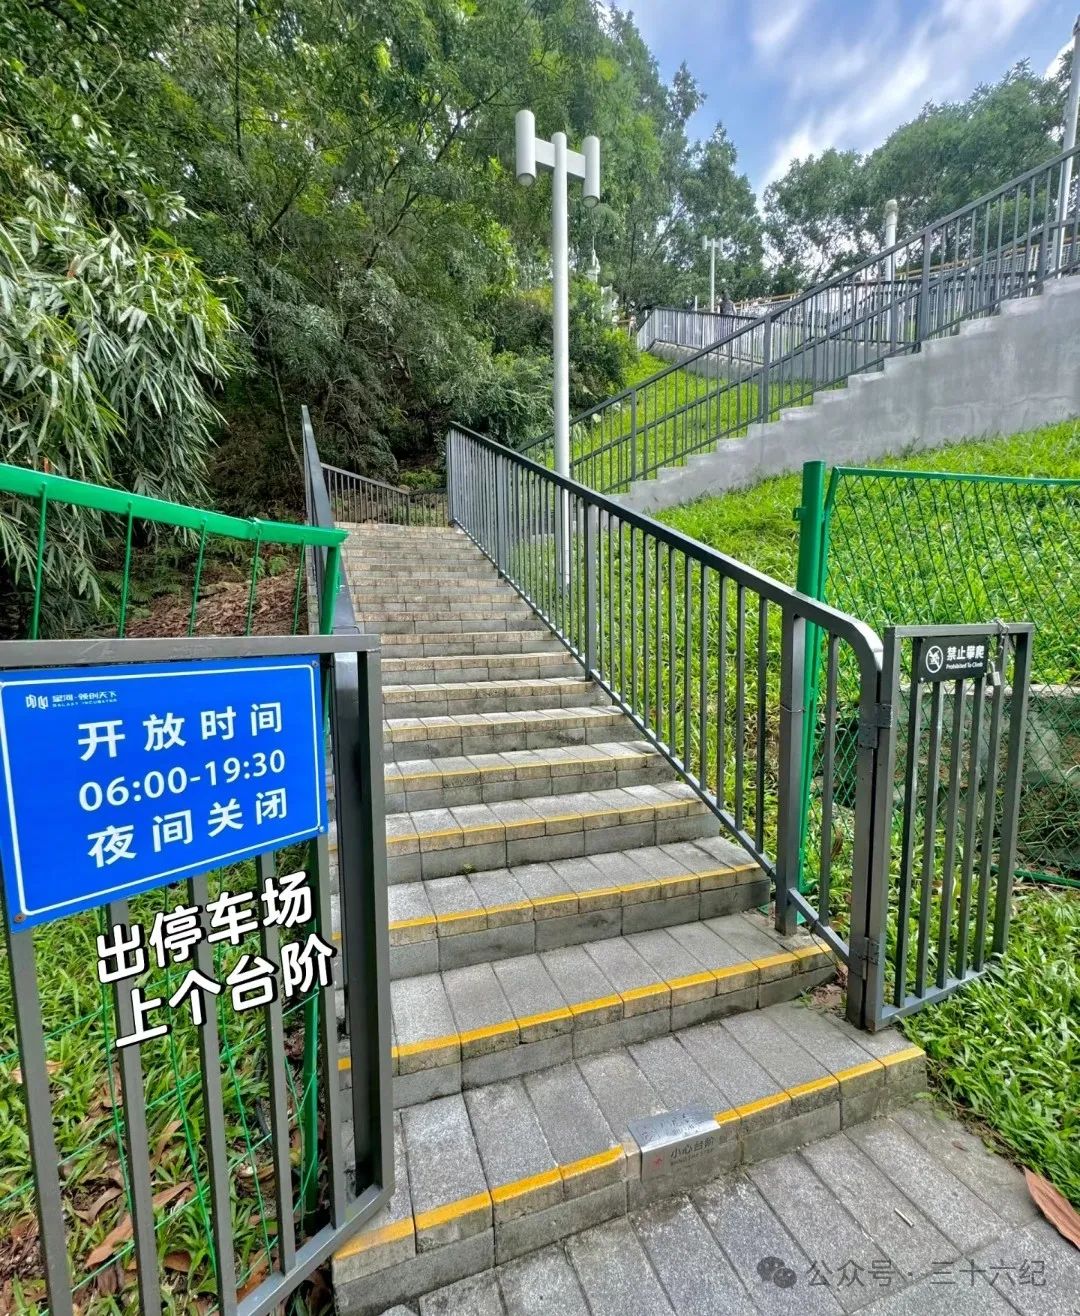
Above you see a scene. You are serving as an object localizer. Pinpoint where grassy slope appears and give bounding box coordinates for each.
[652,417,1080,1203]
[655,417,1080,586]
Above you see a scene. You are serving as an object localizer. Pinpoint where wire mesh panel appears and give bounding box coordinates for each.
[447,423,890,1024]
[0,462,391,1314]
[817,467,1080,885]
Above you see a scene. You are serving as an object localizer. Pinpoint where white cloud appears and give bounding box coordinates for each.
[752,0,814,59]
[758,0,1042,191]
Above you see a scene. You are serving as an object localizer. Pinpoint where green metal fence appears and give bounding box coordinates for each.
[0,461,347,1312]
[797,460,1080,892]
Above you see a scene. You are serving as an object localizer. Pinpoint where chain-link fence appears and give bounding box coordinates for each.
[801,464,1080,891]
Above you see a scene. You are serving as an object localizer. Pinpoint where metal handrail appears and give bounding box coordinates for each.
[446,420,893,1029]
[536,142,1080,492]
[301,404,360,635]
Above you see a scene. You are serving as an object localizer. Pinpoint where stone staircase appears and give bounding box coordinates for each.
[330,523,927,1315]
[620,274,1080,512]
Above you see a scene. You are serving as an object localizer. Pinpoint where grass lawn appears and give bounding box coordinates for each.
[654,417,1080,1206]
[654,417,1080,586]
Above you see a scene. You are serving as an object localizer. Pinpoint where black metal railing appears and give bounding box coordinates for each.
[540,144,1080,494]
[319,461,448,527]
[446,423,1033,1029]
[446,421,889,1024]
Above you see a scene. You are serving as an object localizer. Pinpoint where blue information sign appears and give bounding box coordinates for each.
[0,655,328,930]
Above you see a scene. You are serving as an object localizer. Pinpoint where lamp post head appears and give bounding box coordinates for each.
[515,109,536,186]
[583,135,600,207]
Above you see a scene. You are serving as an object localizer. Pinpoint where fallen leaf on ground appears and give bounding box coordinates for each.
[237,1256,270,1300]
[74,1186,123,1225]
[85,1182,191,1268]
[8,1060,62,1085]
[163,1251,191,1274]
[151,1119,183,1165]
[1025,1169,1080,1248]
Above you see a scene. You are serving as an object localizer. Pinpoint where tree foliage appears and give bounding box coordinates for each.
[764,63,1067,288]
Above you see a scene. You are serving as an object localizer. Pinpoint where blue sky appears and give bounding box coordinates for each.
[622,0,1077,195]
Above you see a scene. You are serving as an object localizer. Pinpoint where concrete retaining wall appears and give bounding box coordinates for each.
[620,276,1080,513]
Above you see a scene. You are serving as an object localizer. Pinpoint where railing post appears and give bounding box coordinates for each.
[584,502,598,675]
[794,460,827,899]
[916,231,932,346]
[757,311,773,424]
[775,611,806,936]
[629,389,638,484]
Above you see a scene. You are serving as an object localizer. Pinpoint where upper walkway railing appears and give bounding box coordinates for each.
[635,307,756,353]
[532,144,1080,495]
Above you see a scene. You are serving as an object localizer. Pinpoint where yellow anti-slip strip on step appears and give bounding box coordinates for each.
[385,796,702,853]
[333,1045,926,1265]
[338,944,840,1074]
[381,863,760,941]
[386,749,655,788]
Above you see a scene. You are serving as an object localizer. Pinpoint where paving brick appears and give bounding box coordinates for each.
[747,1151,889,1312]
[490,955,570,1041]
[443,962,517,1057]
[693,1173,844,1314]
[464,1080,561,1221]
[494,1182,627,1265]
[628,1035,726,1112]
[523,1063,616,1168]
[495,1244,591,1314]
[630,1194,756,1315]
[846,1119,1008,1255]
[577,1049,664,1137]
[677,1021,792,1127]
[890,1102,1036,1227]
[969,1218,1080,1315]
[801,1132,957,1277]
[391,974,458,1071]
[402,1094,490,1250]
[565,1217,676,1315]
[419,1271,505,1316]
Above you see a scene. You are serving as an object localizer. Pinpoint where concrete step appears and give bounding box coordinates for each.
[339,911,835,1104]
[364,611,541,635]
[382,741,669,812]
[381,678,607,720]
[381,836,768,978]
[351,587,521,607]
[343,563,500,580]
[354,595,522,616]
[382,706,637,761]
[331,1000,928,1314]
[378,631,565,660]
[365,615,547,636]
[379,781,720,882]
[381,651,577,682]
[373,1102,1032,1316]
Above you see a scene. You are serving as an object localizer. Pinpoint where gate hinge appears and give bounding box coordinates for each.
[848,934,881,980]
[857,702,894,748]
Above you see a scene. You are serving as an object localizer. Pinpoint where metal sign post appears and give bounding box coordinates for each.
[0,634,392,1316]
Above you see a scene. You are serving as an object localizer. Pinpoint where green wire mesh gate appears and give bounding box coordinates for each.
[0,463,388,1312]
[796,460,1080,892]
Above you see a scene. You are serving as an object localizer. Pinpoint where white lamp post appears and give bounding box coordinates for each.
[515,110,600,482]
[1057,15,1080,273]
[702,236,721,311]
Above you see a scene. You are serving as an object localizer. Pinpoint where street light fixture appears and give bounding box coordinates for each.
[515,110,600,482]
[702,236,722,312]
